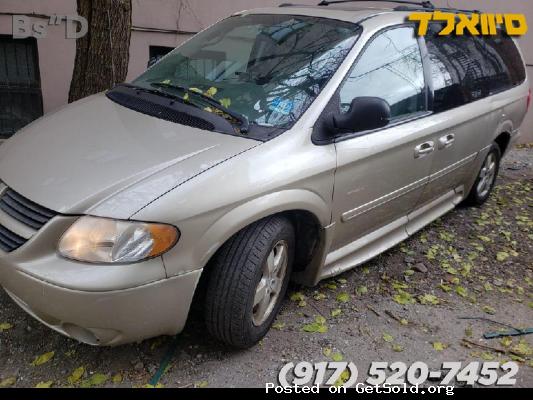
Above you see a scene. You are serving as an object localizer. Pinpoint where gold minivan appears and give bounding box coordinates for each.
[0,2,529,347]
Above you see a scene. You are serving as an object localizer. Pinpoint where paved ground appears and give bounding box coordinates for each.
[0,147,532,389]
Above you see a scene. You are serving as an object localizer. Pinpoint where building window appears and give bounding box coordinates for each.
[148,46,175,68]
[0,35,43,138]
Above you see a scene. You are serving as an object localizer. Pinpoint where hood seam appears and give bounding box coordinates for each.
[129,142,262,219]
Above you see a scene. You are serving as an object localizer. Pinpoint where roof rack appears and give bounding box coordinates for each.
[317,0,435,8]
[316,1,479,13]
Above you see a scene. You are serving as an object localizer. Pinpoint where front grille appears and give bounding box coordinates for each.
[0,223,26,252]
[0,188,57,253]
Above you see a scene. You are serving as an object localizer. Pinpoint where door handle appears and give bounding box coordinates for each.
[438,133,455,149]
[414,141,435,158]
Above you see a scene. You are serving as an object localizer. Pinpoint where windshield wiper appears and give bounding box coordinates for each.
[151,82,250,133]
[120,83,183,101]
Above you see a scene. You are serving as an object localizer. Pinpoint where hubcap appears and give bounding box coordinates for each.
[252,240,288,326]
[476,153,497,198]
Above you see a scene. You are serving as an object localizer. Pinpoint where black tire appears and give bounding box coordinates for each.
[464,143,501,207]
[204,215,295,348]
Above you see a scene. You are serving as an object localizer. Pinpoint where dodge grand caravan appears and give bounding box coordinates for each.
[0,2,529,348]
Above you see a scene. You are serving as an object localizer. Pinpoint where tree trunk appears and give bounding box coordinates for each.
[68,0,132,103]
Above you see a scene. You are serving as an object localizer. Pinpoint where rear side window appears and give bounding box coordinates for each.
[480,33,526,89]
[339,26,426,122]
[425,25,525,113]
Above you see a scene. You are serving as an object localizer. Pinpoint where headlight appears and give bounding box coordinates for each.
[58,216,179,264]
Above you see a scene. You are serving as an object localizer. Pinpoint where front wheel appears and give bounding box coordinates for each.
[464,143,501,206]
[204,216,294,348]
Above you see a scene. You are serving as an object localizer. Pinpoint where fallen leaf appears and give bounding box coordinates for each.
[455,286,468,298]
[290,292,305,302]
[219,98,231,108]
[331,353,343,362]
[31,351,55,366]
[510,354,526,363]
[393,291,415,305]
[433,342,446,351]
[331,309,342,317]
[333,369,351,387]
[481,352,495,361]
[0,377,16,388]
[392,344,404,352]
[418,294,440,305]
[465,326,473,337]
[382,333,394,343]
[112,373,123,384]
[80,373,107,388]
[484,282,494,292]
[438,284,452,293]
[445,267,458,275]
[195,380,209,388]
[314,292,326,301]
[496,252,510,262]
[35,381,53,388]
[68,366,85,384]
[272,322,285,330]
[336,292,350,303]
[512,341,533,356]
[302,316,328,333]
[143,383,165,388]
[355,286,368,296]
[482,305,496,315]
[500,337,513,348]
[392,281,409,290]
[205,87,218,97]
[323,347,332,357]
[0,322,13,332]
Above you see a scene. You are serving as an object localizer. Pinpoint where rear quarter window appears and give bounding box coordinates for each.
[480,33,526,88]
[424,25,526,114]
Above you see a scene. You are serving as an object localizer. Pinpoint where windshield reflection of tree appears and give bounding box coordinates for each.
[246,20,356,125]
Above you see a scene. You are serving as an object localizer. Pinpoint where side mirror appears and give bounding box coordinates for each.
[325,97,391,137]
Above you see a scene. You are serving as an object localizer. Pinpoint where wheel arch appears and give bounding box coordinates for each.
[191,190,331,300]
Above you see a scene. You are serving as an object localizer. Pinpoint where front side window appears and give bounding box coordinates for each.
[339,26,426,122]
[133,14,361,131]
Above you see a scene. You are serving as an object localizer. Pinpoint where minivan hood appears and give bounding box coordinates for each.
[0,93,259,217]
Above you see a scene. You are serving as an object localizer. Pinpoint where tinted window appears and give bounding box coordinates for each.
[425,27,481,112]
[425,25,526,113]
[339,27,426,121]
[480,32,526,89]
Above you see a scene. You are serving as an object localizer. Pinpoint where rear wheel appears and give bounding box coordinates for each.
[204,215,294,348]
[464,144,501,206]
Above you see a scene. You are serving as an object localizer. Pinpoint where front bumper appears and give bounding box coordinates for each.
[0,265,201,346]
[0,216,201,346]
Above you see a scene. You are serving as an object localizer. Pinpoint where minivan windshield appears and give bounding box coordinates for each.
[133,14,361,131]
